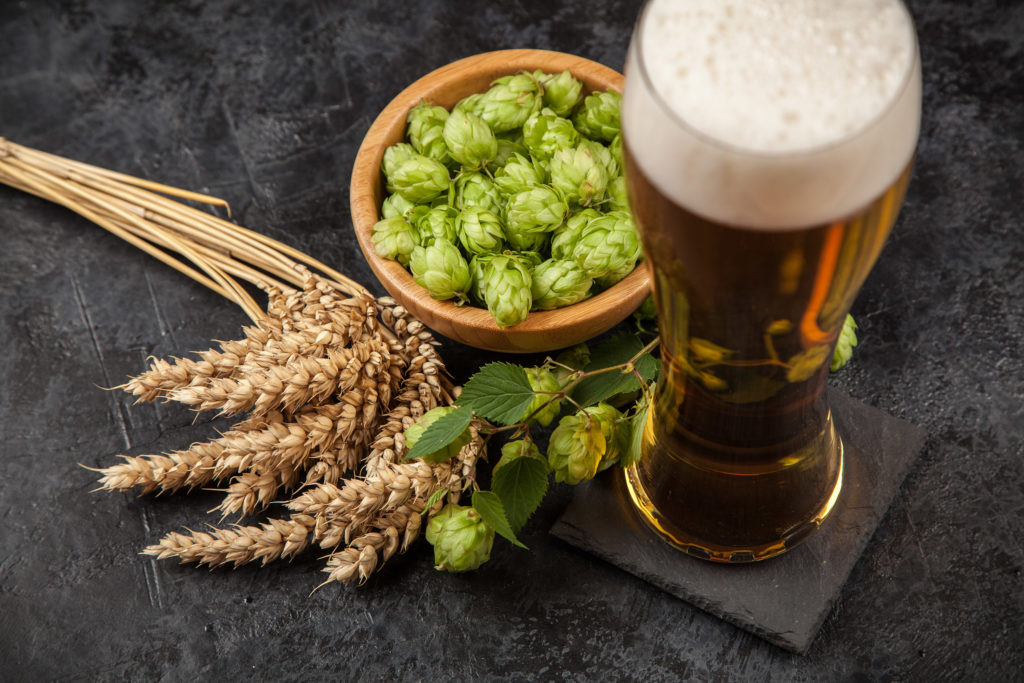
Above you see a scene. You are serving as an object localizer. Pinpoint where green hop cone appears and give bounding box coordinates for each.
[455,172,504,215]
[506,250,542,272]
[573,90,621,142]
[442,109,497,170]
[404,406,472,463]
[606,175,630,212]
[452,93,484,117]
[406,99,451,165]
[494,438,545,474]
[387,154,451,203]
[476,73,543,133]
[409,239,472,304]
[530,258,593,310]
[553,343,590,383]
[523,107,579,162]
[633,293,657,322]
[505,222,550,252]
[550,208,600,260]
[572,210,642,280]
[371,215,420,267]
[623,387,652,469]
[492,137,529,168]
[549,143,610,207]
[522,366,563,426]
[425,504,494,572]
[483,255,533,328]
[381,142,417,180]
[456,206,505,256]
[493,152,544,195]
[536,69,584,117]
[582,402,630,471]
[381,192,417,220]
[580,138,619,180]
[468,253,496,304]
[547,412,605,485]
[831,313,859,371]
[415,204,458,245]
[608,133,623,173]
[504,185,567,234]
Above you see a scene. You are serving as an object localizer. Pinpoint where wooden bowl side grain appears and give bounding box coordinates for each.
[351,49,651,353]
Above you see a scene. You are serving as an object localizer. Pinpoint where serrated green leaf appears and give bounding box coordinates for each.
[492,455,548,534]
[404,405,474,462]
[572,331,660,407]
[459,362,535,425]
[421,487,450,515]
[472,490,527,549]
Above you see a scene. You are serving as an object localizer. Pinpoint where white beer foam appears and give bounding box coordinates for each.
[623,0,920,230]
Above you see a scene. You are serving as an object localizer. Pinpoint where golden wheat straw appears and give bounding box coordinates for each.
[0,139,477,587]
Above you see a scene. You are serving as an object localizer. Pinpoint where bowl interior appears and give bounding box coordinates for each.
[350,49,651,353]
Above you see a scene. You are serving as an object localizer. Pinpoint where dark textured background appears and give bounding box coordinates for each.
[1,0,1021,680]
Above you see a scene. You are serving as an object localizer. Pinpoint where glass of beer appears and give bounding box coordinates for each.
[622,0,921,562]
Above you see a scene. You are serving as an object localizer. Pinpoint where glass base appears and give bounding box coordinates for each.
[623,441,844,563]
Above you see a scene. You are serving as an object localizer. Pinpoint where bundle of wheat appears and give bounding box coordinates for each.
[0,138,478,587]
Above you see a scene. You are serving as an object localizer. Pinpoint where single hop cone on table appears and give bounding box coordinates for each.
[494,438,545,474]
[581,402,630,471]
[523,366,563,426]
[425,503,495,572]
[547,412,606,485]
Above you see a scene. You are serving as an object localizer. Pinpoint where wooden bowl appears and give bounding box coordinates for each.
[350,49,651,353]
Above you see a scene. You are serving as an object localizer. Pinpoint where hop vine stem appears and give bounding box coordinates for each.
[482,335,660,437]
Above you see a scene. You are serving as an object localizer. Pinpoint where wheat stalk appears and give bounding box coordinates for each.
[0,139,473,588]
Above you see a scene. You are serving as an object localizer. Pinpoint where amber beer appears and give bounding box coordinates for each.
[622,0,921,561]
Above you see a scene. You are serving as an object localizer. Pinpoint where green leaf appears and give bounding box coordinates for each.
[459,362,536,425]
[491,455,549,534]
[572,332,660,407]
[404,405,474,462]
[472,490,527,549]
[420,487,450,515]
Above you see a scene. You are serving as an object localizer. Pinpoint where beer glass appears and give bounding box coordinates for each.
[621,0,921,562]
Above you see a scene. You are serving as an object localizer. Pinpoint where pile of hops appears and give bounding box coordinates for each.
[94,274,482,586]
[371,69,642,328]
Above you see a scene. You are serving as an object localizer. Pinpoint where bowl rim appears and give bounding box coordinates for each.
[349,49,651,340]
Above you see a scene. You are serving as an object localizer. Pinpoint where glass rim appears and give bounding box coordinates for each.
[629,0,921,160]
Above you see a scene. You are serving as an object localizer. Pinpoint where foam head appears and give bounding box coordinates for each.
[623,0,920,229]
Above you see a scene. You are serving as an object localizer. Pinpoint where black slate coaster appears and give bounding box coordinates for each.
[550,389,927,654]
